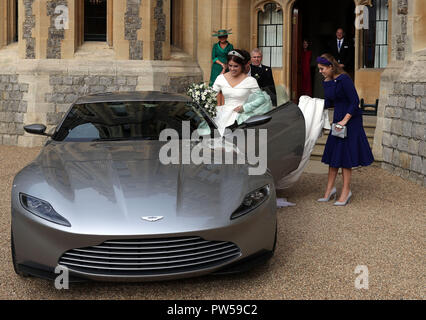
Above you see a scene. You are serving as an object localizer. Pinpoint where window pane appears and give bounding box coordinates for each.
[374,45,388,68]
[54,102,209,142]
[376,0,388,20]
[364,0,388,68]
[376,21,387,45]
[277,25,283,46]
[257,3,283,68]
[262,47,271,67]
[271,47,282,67]
[259,7,271,25]
[271,8,282,24]
[266,26,276,46]
[258,26,266,46]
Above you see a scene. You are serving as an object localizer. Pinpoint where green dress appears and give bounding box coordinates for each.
[209,42,234,86]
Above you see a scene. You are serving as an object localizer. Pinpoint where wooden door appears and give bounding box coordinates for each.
[291,5,302,104]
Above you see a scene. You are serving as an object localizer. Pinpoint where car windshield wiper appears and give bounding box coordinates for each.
[92,136,158,142]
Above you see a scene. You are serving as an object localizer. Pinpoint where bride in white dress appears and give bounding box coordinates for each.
[211,49,327,208]
[212,49,269,135]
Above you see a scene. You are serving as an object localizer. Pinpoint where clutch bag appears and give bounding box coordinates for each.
[331,123,347,138]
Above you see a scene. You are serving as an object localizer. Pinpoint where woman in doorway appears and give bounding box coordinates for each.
[301,39,313,97]
[317,54,374,206]
[209,29,234,86]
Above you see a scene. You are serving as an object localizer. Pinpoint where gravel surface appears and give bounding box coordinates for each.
[0,145,424,300]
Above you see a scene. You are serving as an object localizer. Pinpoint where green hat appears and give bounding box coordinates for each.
[212,29,232,37]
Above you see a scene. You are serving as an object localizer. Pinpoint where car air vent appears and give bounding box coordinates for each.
[58,236,241,277]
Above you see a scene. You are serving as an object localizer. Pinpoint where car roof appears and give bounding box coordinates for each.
[74,91,191,105]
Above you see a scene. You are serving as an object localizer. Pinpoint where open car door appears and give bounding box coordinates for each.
[238,101,305,184]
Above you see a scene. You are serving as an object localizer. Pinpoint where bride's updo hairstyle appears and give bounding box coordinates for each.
[227,49,250,68]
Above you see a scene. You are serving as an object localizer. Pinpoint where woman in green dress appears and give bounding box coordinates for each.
[209,29,234,86]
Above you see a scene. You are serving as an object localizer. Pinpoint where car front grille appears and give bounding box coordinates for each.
[58,236,241,277]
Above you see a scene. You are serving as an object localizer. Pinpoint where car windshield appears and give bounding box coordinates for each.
[53,101,212,142]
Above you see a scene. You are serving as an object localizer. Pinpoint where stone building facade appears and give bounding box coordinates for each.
[0,0,425,185]
[373,0,426,186]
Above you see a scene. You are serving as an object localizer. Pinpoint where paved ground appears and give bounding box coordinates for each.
[0,145,424,300]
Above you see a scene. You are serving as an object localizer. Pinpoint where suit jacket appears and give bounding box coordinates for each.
[327,38,354,72]
[250,64,277,106]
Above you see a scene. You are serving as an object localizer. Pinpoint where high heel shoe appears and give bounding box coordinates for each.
[334,191,352,206]
[317,187,337,202]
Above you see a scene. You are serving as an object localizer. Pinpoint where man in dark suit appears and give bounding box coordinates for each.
[249,48,277,106]
[327,28,354,73]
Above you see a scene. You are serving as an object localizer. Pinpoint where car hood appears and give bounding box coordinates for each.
[15,141,270,235]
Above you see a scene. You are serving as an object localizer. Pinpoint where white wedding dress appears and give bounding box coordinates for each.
[212,74,260,135]
[276,96,330,207]
[212,75,328,207]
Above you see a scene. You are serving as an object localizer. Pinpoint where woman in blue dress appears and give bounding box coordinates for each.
[317,54,374,206]
[209,29,234,86]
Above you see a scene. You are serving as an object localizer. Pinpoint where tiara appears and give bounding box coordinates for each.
[228,50,245,60]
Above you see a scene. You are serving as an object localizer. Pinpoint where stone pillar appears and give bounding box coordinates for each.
[20,0,36,59]
[114,0,145,60]
[141,0,170,61]
[378,0,426,186]
[113,0,128,59]
[45,0,70,59]
[153,0,170,60]
[0,1,7,49]
[126,0,143,60]
[412,0,426,53]
[220,0,250,51]
[197,0,223,82]
[171,0,197,58]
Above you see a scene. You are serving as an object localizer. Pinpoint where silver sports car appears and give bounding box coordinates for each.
[11,91,305,282]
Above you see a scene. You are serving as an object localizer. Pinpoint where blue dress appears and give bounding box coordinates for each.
[322,74,374,168]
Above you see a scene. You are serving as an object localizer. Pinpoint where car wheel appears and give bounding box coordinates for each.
[11,230,30,278]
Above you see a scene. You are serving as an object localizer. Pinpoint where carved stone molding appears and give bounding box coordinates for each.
[355,0,373,6]
[254,0,283,13]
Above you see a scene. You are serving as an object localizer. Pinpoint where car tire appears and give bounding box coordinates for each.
[11,230,30,278]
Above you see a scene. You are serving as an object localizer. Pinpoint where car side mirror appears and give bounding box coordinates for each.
[24,124,52,137]
[243,115,272,127]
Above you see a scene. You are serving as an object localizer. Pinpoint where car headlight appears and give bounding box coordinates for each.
[19,193,71,227]
[231,185,270,220]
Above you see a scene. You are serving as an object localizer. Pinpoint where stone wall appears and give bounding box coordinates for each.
[382,80,426,186]
[154,0,166,60]
[46,0,68,59]
[0,75,29,145]
[45,74,139,126]
[161,75,204,94]
[395,0,408,61]
[23,0,35,59]
[0,56,203,147]
[125,0,143,60]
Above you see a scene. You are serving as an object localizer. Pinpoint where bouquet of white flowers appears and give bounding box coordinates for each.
[186,83,217,119]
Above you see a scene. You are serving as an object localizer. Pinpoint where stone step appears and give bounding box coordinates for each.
[316,133,375,146]
[311,118,376,160]
[310,112,377,161]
